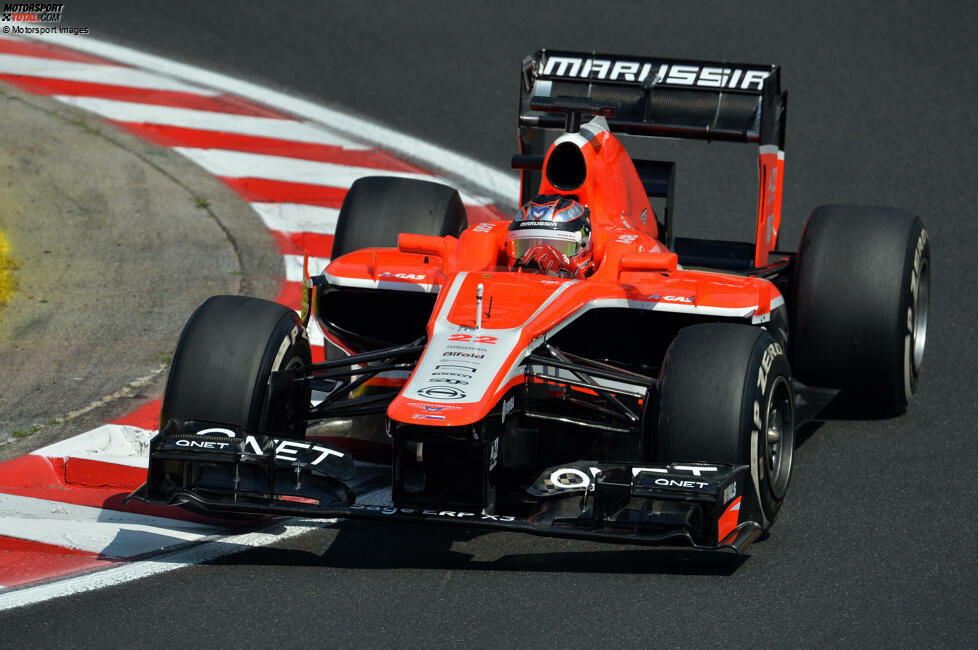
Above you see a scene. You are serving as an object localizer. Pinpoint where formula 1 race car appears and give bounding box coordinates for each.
[129,50,930,551]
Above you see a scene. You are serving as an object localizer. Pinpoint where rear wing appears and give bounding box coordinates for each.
[517,50,788,267]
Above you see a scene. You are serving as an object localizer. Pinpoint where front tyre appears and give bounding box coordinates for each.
[161,295,311,437]
[655,323,795,528]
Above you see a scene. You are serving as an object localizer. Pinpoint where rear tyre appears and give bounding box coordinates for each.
[654,323,794,528]
[161,295,311,437]
[790,205,930,416]
[331,176,468,258]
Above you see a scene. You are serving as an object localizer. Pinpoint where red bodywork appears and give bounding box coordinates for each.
[320,120,783,428]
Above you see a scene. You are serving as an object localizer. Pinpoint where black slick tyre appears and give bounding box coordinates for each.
[161,295,311,438]
[655,323,794,528]
[331,176,468,258]
[790,205,930,416]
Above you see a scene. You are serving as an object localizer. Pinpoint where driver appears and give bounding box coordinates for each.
[505,194,593,278]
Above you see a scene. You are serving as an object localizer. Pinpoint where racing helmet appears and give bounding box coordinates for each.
[506,194,593,276]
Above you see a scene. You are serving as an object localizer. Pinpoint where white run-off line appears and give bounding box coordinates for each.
[26,32,520,201]
[0,53,219,94]
[0,492,228,555]
[54,95,368,148]
[0,519,342,612]
[171,147,494,206]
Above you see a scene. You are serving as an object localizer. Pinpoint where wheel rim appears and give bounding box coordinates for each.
[912,257,929,374]
[765,375,794,500]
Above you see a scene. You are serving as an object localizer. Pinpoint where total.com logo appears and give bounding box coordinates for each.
[1,3,64,22]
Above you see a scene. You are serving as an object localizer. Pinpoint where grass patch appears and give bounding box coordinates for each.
[194,196,211,209]
[13,423,43,439]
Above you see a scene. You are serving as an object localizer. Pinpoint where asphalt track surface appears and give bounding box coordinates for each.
[2,1,977,646]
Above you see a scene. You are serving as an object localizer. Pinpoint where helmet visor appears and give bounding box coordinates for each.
[506,229,581,261]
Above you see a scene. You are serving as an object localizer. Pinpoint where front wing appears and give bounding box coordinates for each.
[127,420,764,552]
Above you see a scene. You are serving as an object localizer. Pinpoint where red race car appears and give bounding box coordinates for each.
[130,50,930,551]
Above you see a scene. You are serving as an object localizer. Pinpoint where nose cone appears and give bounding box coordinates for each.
[386,271,574,426]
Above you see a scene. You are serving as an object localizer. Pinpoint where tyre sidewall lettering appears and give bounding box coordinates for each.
[749,340,791,525]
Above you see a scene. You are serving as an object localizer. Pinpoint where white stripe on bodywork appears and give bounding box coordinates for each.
[556,297,758,326]
[0,53,219,95]
[54,96,367,148]
[251,203,339,235]
[751,293,786,325]
[172,148,490,205]
[321,270,440,293]
[0,493,229,557]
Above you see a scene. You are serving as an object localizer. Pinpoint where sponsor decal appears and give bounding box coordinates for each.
[501,396,515,423]
[407,402,463,412]
[411,413,446,421]
[380,272,426,281]
[650,294,694,304]
[488,438,499,471]
[653,478,711,489]
[540,463,721,493]
[441,351,484,359]
[723,482,737,504]
[171,431,346,466]
[175,439,231,450]
[350,504,516,522]
[540,55,771,90]
[616,233,640,245]
[416,385,467,400]
[197,427,237,437]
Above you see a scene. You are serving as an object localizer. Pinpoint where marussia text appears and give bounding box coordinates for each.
[541,55,771,90]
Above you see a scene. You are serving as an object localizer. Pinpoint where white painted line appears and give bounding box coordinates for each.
[173,148,490,206]
[31,424,151,469]
[284,254,331,283]
[54,96,367,148]
[0,493,229,556]
[251,202,339,235]
[0,53,219,95]
[25,34,519,204]
[0,517,339,612]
